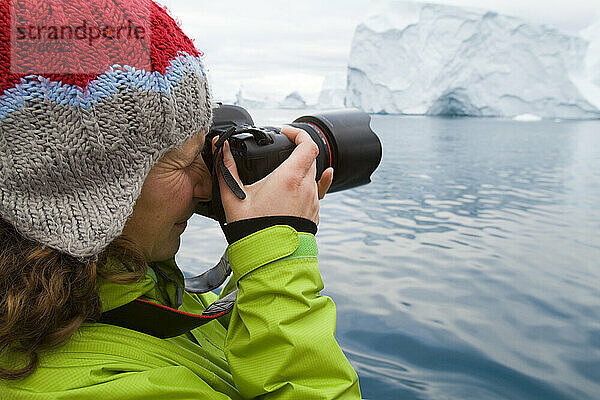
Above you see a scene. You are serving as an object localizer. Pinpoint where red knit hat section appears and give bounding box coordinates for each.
[0,0,200,93]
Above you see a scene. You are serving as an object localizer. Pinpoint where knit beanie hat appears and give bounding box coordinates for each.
[0,0,212,260]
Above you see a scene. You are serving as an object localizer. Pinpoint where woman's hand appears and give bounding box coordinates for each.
[213,126,334,224]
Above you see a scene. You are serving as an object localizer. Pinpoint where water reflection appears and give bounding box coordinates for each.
[177,114,600,399]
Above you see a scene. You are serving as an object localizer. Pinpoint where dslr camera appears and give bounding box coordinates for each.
[196,104,382,222]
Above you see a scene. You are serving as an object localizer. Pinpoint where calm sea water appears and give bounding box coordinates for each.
[176,110,600,400]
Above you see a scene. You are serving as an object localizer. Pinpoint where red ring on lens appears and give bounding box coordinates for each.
[303,121,333,168]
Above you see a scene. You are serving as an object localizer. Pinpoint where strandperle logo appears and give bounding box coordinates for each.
[15,19,147,47]
[10,0,152,75]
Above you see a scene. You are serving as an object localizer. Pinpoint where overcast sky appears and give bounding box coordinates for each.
[156,0,600,103]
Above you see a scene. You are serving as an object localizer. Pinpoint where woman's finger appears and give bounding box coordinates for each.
[279,126,319,176]
[280,125,309,146]
[317,167,334,199]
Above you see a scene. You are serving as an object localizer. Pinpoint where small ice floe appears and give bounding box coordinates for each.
[409,174,433,180]
[514,113,543,122]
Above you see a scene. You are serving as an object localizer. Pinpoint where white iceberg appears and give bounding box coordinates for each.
[234,88,278,109]
[346,1,600,119]
[279,91,307,109]
[572,18,600,110]
[317,73,347,109]
[581,19,600,87]
[514,113,542,122]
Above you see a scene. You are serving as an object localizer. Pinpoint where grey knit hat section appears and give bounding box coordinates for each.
[0,66,212,260]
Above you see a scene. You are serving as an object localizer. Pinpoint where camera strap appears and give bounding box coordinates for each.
[199,126,248,223]
[184,252,232,294]
[213,126,247,200]
[99,252,238,339]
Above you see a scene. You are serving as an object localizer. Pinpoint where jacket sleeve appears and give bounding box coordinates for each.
[224,225,361,399]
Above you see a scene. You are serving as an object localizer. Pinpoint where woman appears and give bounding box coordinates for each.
[0,0,361,398]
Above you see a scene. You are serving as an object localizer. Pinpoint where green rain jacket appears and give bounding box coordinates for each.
[0,225,361,399]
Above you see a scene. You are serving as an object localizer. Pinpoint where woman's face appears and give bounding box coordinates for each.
[121,132,212,262]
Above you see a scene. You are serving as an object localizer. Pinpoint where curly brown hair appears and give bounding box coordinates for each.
[0,218,147,380]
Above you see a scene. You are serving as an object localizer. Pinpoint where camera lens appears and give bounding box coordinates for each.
[292,109,382,193]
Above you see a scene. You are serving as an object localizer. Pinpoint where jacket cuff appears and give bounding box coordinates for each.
[222,216,317,244]
[226,225,318,280]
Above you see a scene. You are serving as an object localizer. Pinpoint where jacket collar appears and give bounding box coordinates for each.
[97,257,185,313]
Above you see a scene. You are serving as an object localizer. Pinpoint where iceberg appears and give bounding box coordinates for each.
[581,19,600,87]
[513,114,542,122]
[233,87,313,110]
[279,91,307,109]
[234,88,278,109]
[317,73,347,109]
[346,1,600,119]
[572,19,600,110]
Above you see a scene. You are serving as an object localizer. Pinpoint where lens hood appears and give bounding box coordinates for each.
[294,109,382,192]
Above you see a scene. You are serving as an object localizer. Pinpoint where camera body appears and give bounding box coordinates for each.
[229,129,296,184]
[204,105,332,185]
